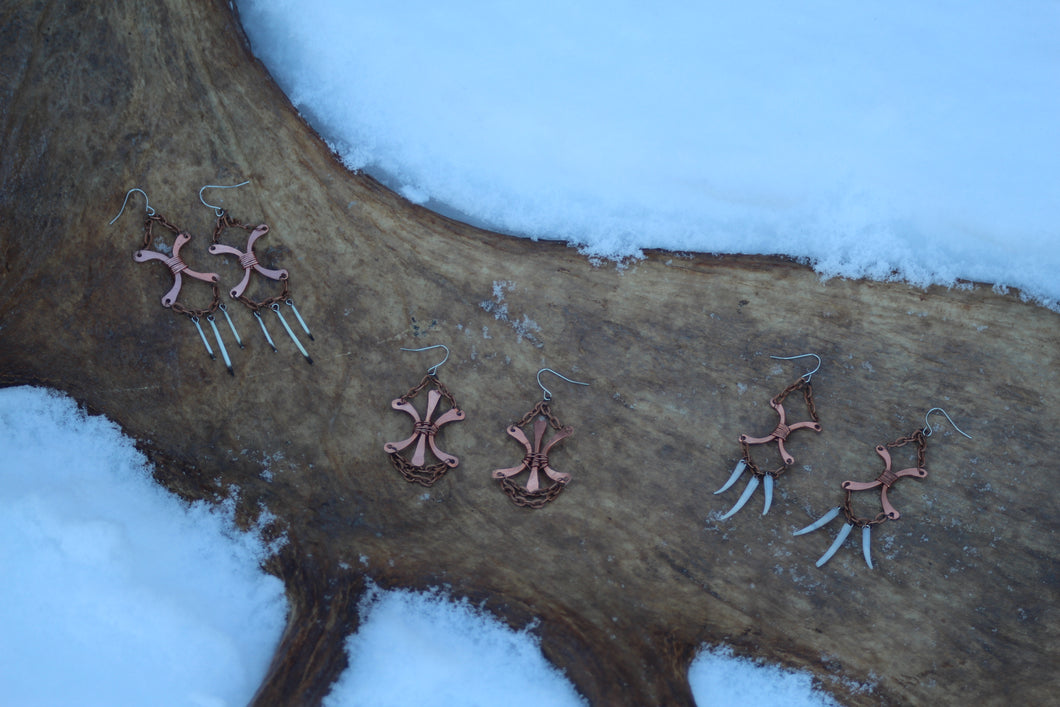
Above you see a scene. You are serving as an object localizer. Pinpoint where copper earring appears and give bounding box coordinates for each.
[111,188,238,374]
[201,182,314,364]
[794,408,971,569]
[715,354,823,518]
[492,368,588,509]
[384,345,466,487]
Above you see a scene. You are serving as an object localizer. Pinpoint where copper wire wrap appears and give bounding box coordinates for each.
[211,212,289,312]
[841,430,928,527]
[384,375,465,487]
[739,377,821,478]
[492,400,574,509]
[136,213,221,318]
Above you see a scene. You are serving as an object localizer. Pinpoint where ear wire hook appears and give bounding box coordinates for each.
[199,180,251,217]
[109,188,155,225]
[537,368,589,401]
[923,408,972,438]
[770,352,822,382]
[400,345,450,376]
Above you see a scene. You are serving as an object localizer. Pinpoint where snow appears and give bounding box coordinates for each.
[0,387,287,706]
[689,646,843,706]
[236,0,1060,309]
[323,585,588,707]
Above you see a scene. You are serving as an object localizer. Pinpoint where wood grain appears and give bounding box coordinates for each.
[1,1,1056,704]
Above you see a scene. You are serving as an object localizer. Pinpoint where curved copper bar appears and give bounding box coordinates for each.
[491,417,573,491]
[841,440,927,521]
[133,232,220,307]
[209,224,289,298]
[739,400,821,466]
[383,390,463,467]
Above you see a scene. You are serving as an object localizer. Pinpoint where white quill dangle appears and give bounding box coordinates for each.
[792,506,841,536]
[861,525,873,569]
[762,475,774,515]
[714,459,747,495]
[718,475,759,520]
[815,522,854,567]
[191,316,216,360]
[206,315,234,376]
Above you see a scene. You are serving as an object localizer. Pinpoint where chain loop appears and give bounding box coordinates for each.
[842,429,928,526]
[386,374,462,487]
[741,377,818,479]
[213,212,290,311]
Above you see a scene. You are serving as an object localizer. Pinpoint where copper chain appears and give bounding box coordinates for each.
[843,430,928,527]
[397,374,458,409]
[387,374,460,487]
[515,400,564,430]
[498,400,570,509]
[499,477,566,509]
[141,214,220,318]
[741,378,818,479]
[213,212,290,312]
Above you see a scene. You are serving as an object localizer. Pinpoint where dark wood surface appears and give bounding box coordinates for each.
[1,1,1057,704]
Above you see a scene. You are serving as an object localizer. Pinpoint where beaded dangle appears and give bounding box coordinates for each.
[794,408,971,569]
[492,368,589,509]
[383,345,466,486]
[111,188,237,374]
[201,182,314,364]
[715,354,823,518]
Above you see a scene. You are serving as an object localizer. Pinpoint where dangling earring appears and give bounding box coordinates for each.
[492,368,589,509]
[715,353,823,518]
[794,408,971,569]
[111,188,237,375]
[201,181,314,364]
[383,345,466,486]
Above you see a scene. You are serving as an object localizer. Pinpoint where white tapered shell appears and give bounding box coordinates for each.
[815,522,854,567]
[718,475,759,520]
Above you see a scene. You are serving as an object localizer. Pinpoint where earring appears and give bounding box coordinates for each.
[201,181,314,364]
[111,188,238,375]
[492,368,589,509]
[715,353,823,518]
[383,345,466,486]
[794,408,971,569]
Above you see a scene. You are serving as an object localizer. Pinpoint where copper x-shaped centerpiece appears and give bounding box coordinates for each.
[384,389,465,468]
[740,397,822,466]
[134,232,219,308]
[841,444,927,520]
[208,224,289,299]
[491,417,572,492]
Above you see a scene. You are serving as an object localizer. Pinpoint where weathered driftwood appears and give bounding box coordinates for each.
[1,1,1057,705]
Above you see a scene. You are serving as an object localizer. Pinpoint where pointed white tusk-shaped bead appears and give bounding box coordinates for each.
[862,525,874,569]
[718,475,759,520]
[793,506,841,536]
[714,459,747,495]
[815,522,854,567]
[762,475,774,515]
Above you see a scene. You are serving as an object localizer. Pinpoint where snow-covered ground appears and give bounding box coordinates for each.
[0,387,286,706]
[237,0,1059,309]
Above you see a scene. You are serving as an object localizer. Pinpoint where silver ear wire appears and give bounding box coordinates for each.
[923,408,972,438]
[536,368,589,401]
[109,188,155,225]
[401,345,450,376]
[770,352,822,382]
[199,180,251,217]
